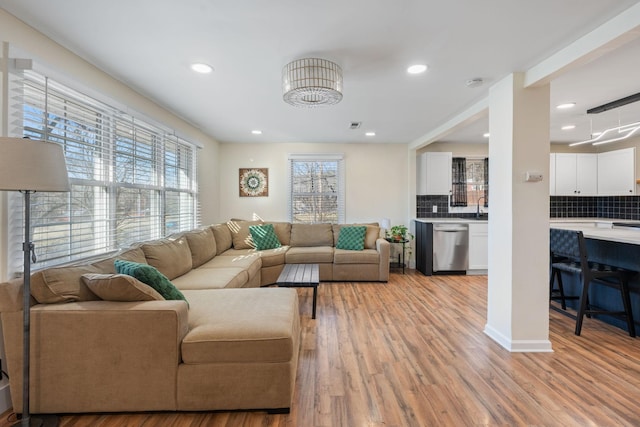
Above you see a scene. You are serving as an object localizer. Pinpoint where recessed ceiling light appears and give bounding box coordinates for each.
[191,63,213,74]
[556,102,576,109]
[407,64,428,74]
[561,125,576,130]
[251,130,262,135]
[483,132,490,138]
[365,132,376,137]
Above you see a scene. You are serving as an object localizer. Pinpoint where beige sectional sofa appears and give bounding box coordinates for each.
[0,220,390,415]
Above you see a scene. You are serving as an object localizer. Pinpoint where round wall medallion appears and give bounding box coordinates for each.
[239,168,268,197]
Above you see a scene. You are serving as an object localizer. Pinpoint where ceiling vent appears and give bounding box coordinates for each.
[349,122,362,129]
[466,78,484,88]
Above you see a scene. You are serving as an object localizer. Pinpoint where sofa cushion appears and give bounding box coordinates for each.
[141,237,193,280]
[254,246,288,268]
[114,260,188,304]
[81,273,165,301]
[227,220,261,249]
[91,247,147,273]
[249,223,282,250]
[335,226,367,251]
[211,224,233,255]
[333,248,380,264]
[333,223,380,250]
[290,223,333,247]
[172,267,249,290]
[184,228,217,268]
[269,222,292,246]
[181,288,299,364]
[30,265,101,304]
[285,246,334,264]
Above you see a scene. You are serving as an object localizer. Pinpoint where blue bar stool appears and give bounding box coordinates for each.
[549,228,636,337]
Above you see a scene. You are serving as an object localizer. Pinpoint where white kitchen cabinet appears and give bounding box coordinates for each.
[416,152,427,194]
[468,222,488,271]
[554,153,597,196]
[597,147,635,195]
[424,151,452,195]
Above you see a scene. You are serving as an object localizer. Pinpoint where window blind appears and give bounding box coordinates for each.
[288,154,345,223]
[450,157,467,207]
[7,70,199,275]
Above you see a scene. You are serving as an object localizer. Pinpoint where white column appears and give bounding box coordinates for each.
[484,73,552,352]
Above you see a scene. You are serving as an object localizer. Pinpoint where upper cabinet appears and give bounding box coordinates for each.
[417,152,452,195]
[554,153,598,196]
[550,148,636,196]
[597,147,636,195]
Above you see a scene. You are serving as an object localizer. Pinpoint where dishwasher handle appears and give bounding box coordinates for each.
[433,224,468,232]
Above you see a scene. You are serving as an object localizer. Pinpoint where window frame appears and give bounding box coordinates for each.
[448,156,489,214]
[6,69,199,275]
[287,153,345,224]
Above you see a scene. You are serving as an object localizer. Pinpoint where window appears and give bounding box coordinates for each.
[6,70,199,274]
[450,157,488,208]
[288,154,344,223]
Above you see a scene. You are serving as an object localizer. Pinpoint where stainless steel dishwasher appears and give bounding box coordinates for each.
[432,223,469,272]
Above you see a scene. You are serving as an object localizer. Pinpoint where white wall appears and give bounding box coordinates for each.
[217,142,409,226]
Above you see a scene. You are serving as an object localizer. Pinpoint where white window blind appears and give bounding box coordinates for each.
[7,70,199,275]
[288,154,344,223]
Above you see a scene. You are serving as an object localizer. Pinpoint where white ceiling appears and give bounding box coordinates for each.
[1,1,640,145]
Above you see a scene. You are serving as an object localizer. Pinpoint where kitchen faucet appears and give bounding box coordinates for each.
[476,196,486,218]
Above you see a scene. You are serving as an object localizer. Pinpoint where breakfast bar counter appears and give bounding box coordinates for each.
[550,218,640,333]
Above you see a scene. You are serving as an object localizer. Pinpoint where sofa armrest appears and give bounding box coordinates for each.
[376,238,390,281]
[2,300,189,413]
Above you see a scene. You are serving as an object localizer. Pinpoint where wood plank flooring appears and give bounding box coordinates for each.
[2,271,640,426]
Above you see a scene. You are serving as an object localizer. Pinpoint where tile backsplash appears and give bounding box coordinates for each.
[551,195,640,220]
[417,195,640,220]
[416,195,479,219]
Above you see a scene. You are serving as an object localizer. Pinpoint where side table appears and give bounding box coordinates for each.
[386,238,409,274]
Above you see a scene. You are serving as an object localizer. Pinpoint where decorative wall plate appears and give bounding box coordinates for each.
[239,168,269,197]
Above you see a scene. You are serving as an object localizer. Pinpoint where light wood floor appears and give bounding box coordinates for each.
[2,271,640,427]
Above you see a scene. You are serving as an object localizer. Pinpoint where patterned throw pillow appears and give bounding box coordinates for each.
[249,223,282,251]
[114,260,188,305]
[336,226,367,251]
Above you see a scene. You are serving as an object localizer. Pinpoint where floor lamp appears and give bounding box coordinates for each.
[0,137,70,427]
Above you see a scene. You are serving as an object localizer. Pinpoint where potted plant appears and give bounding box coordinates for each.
[388,225,414,242]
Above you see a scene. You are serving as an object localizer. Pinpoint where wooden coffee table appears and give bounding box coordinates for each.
[276,263,319,319]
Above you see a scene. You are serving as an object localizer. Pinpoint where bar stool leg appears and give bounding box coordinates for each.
[550,268,568,310]
[575,275,590,336]
[620,280,636,338]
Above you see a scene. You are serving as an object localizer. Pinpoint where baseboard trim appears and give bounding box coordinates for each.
[484,324,553,352]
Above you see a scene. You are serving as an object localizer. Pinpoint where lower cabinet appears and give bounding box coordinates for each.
[414,220,432,275]
[416,220,487,275]
[468,223,488,271]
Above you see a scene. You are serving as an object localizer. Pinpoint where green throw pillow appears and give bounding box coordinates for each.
[249,223,282,251]
[114,260,188,305]
[336,226,367,251]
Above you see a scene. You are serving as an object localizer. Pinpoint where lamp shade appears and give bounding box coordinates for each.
[0,137,70,192]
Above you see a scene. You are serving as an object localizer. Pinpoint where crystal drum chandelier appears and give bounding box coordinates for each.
[282,58,343,107]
